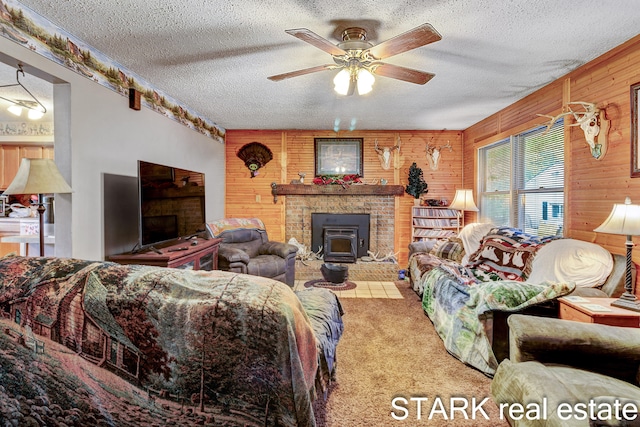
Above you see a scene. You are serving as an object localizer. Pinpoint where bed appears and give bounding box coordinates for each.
[0,255,343,427]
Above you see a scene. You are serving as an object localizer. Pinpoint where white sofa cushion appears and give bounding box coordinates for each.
[458,222,495,265]
[526,238,613,287]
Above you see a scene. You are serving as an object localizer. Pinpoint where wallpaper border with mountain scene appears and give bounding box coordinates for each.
[0,0,225,143]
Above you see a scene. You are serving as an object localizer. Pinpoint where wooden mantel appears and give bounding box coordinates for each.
[271,182,405,203]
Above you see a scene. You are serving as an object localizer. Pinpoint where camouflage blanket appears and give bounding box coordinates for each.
[0,255,343,427]
[420,266,574,376]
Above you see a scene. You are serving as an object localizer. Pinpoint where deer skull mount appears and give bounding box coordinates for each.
[537,102,609,160]
[374,137,401,170]
[425,140,452,170]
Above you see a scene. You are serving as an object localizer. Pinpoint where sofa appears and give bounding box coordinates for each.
[206,217,298,287]
[407,223,629,375]
[491,314,640,427]
[0,255,343,427]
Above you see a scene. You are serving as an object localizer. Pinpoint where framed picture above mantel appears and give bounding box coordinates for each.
[314,138,363,177]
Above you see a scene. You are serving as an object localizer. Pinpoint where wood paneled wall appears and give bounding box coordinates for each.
[464,34,640,294]
[225,130,463,264]
[225,34,640,285]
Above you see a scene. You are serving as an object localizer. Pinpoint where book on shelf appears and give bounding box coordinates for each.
[413,218,457,227]
[413,229,456,238]
[413,207,458,217]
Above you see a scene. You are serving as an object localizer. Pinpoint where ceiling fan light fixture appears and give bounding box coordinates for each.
[333,69,351,95]
[270,24,441,94]
[357,68,375,95]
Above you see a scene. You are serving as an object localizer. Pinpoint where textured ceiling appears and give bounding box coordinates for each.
[5,0,640,131]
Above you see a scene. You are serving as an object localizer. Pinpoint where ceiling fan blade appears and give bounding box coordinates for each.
[267,64,336,82]
[285,28,347,56]
[372,63,435,85]
[366,23,442,60]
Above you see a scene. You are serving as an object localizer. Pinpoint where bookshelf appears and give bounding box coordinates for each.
[411,206,460,242]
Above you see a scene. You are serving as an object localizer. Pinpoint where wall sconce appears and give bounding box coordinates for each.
[0,64,47,120]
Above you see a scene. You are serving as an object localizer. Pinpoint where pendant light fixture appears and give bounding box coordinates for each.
[0,63,47,120]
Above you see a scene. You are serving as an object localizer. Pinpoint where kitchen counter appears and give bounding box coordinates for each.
[0,216,39,233]
[0,234,55,256]
[0,217,51,256]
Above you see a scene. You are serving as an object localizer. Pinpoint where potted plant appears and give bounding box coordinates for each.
[405,162,428,204]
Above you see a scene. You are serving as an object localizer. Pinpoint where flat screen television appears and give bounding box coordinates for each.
[138,160,206,248]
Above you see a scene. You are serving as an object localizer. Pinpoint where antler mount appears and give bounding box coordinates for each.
[536,101,609,160]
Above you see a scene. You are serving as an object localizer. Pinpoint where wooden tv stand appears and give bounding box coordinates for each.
[108,237,222,270]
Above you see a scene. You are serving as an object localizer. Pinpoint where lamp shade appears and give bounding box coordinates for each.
[594,197,640,236]
[7,105,22,116]
[27,109,44,120]
[449,189,479,212]
[3,158,72,195]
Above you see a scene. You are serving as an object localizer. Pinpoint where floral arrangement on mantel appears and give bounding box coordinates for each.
[312,174,362,188]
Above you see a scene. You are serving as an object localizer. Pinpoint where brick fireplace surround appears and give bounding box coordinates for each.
[284,194,399,281]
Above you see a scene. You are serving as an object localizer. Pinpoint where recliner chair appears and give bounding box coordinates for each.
[491,314,640,427]
[206,218,298,287]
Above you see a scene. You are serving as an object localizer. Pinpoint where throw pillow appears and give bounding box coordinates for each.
[467,227,555,282]
[430,237,465,263]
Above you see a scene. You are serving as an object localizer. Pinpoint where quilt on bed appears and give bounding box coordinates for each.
[0,255,343,427]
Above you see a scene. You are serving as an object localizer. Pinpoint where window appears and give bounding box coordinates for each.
[478,119,564,236]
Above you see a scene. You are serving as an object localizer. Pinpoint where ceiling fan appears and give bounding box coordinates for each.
[267,23,442,96]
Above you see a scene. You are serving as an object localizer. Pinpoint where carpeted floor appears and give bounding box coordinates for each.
[312,281,509,427]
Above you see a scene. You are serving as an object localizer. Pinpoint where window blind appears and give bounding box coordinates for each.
[480,139,511,226]
[479,119,564,236]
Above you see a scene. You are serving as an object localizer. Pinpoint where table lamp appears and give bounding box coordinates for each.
[594,196,640,312]
[3,158,72,256]
[449,189,479,233]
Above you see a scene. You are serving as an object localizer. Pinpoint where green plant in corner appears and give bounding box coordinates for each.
[405,162,428,199]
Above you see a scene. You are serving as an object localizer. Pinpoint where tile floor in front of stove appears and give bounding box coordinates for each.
[293,280,404,299]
